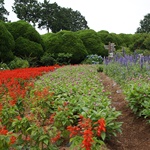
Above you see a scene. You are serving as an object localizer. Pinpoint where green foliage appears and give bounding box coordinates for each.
[15,37,44,58]
[56,53,72,65]
[103,54,150,123]
[8,57,29,69]
[0,62,9,70]
[6,20,43,44]
[77,29,106,56]
[0,0,9,21]
[97,65,104,72]
[0,21,15,63]
[124,79,150,122]
[136,13,150,33]
[40,53,57,66]
[38,1,89,33]
[12,0,40,26]
[36,65,122,142]
[42,31,88,64]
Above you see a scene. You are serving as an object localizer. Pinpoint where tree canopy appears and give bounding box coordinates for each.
[12,0,89,33]
[12,0,40,26]
[136,13,150,33]
[0,0,9,21]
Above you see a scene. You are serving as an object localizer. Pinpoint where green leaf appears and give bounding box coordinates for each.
[101,132,106,141]
[39,135,49,142]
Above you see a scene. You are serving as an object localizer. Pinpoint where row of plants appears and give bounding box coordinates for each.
[0,65,60,149]
[0,65,122,149]
[103,53,150,123]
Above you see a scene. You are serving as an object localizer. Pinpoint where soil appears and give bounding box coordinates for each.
[100,72,150,150]
[60,73,150,150]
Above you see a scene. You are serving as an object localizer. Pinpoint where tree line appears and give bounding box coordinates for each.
[0,20,150,69]
[0,0,89,33]
[1,0,150,33]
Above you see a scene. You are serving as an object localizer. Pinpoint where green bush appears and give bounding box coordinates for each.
[56,53,72,65]
[0,63,9,70]
[0,21,15,63]
[5,21,45,66]
[42,30,88,64]
[15,37,44,63]
[124,79,150,123]
[40,53,57,66]
[77,29,106,56]
[8,57,29,69]
[6,20,43,44]
[97,65,104,72]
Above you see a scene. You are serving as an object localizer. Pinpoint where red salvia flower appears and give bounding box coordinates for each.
[16,115,22,120]
[0,103,3,111]
[9,99,17,106]
[51,131,61,143]
[67,126,80,137]
[82,128,93,150]
[49,113,56,124]
[0,126,8,135]
[9,136,17,145]
[96,118,106,136]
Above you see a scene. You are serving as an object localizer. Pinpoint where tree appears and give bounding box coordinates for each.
[0,0,9,21]
[136,13,150,33]
[38,0,60,33]
[12,0,40,26]
[38,1,89,33]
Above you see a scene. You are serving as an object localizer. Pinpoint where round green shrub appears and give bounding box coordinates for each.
[8,57,29,69]
[77,29,106,56]
[40,52,57,66]
[0,21,15,63]
[15,37,44,58]
[42,30,88,64]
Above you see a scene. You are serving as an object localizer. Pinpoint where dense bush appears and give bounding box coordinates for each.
[124,79,150,122]
[5,20,45,66]
[0,62,9,70]
[76,29,107,56]
[8,57,29,69]
[0,21,15,63]
[6,20,43,44]
[15,37,44,58]
[40,52,57,66]
[42,30,88,64]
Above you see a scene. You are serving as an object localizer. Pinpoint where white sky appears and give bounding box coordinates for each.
[4,0,150,34]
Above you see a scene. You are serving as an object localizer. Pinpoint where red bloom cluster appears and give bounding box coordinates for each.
[0,126,8,135]
[82,129,93,150]
[67,115,106,150]
[9,136,17,145]
[0,65,60,108]
[96,118,106,136]
[49,113,56,124]
[67,126,80,137]
[51,131,61,143]
[0,126,17,145]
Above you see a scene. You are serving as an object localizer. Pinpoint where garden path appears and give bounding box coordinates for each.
[60,73,150,150]
[100,73,150,150]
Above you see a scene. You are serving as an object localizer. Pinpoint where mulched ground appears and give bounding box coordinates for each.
[100,72,150,150]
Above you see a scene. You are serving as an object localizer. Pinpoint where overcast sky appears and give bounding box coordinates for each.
[4,0,150,34]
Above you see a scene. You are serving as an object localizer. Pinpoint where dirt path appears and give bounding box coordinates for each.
[100,73,150,150]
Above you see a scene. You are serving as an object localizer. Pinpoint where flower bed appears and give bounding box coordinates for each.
[0,65,121,150]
